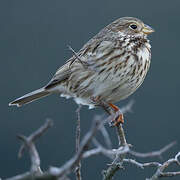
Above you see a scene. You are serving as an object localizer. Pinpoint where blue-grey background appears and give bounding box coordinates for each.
[1,0,180,179]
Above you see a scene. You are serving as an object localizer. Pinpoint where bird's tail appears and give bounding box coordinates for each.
[9,88,51,107]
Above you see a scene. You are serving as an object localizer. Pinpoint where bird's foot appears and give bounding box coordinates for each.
[109,113,124,126]
[90,97,124,126]
[109,103,124,126]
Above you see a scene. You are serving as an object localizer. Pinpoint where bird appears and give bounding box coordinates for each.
[9,17,154,125]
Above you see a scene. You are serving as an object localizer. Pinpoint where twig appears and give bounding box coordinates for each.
[5,101,180,180]
[116,124,127,146]
[82,139,176,164]
[18,119,53,158]
[147,152,180,180]
[83,138,129,160]
[83,147,102,159]
[49,116,105,177]
[100,101,129,180]
[17,135,42,174]
[120,100,135,114]
[93,114,112,149]
[100,124,112,149]
[123,159,161,169]
[82,139,178,180]
[5,172,32,180]
[75,105,82,180]
[103,124,129,180]
[129,141,177,159]
[17,119,53,174]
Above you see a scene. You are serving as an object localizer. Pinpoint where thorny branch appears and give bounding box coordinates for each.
[3,101,180,180]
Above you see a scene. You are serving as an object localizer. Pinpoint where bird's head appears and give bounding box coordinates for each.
[108,17,154,38]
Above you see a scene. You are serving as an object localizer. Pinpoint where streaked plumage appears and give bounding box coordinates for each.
[9,17,154,109]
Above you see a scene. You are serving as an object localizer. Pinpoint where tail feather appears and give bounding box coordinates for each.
[9,88,51,107]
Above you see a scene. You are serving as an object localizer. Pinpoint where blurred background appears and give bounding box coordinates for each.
[1,0,180,179]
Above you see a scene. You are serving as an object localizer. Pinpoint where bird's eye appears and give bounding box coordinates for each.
[129,24,137,30]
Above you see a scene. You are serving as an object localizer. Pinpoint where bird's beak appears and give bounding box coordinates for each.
[142,24,155,35]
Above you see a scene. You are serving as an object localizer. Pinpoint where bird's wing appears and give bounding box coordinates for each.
[45,36,114,89]
[45,38,102,89]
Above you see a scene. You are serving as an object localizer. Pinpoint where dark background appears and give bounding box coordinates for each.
[1,0,180,179]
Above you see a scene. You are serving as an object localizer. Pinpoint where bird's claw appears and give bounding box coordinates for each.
[109,113,124,127]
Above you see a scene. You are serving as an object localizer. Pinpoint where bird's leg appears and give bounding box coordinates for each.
[109,103,124,126]
[91,96,124,126]
[91,96,113,114]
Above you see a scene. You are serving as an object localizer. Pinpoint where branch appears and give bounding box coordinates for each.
[6,119,53,180]
[120,100,134,114]
[82,139,178,180]
[147,152,180,180]
[49,116,105,178]
[18,119,53,158]
[5,100,180,180]
[83,138,129,160]
[123,158,161,169]
[75,105,82,180]
[5,172,32,180]
[100,124,112,149]
[5,112,105,180]
[93,114,112,149]
[17,119,53,174]
[129,141,177,159]
[99,101,130,180]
